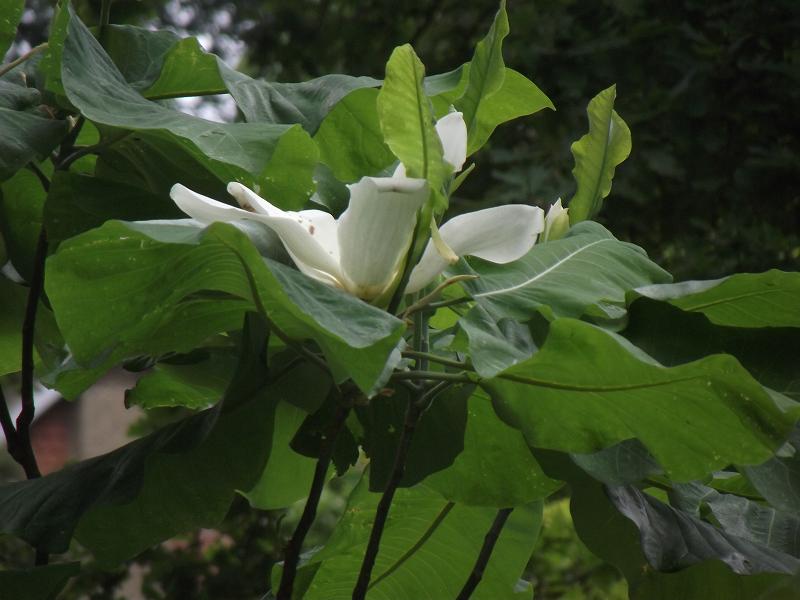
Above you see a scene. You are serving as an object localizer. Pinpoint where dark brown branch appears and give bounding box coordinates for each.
[276,399,352,600]
[454,508,514,600]
[351,397,424,600]
[15,227,48,481]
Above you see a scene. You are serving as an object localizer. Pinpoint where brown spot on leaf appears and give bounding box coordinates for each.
[309,225,316,235]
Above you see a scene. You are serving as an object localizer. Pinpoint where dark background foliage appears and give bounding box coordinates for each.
[16,0,797,278]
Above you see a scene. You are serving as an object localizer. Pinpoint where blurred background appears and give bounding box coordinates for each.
[2,0,798,597]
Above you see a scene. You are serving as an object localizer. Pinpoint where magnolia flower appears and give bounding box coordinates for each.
[542,198,569,242]
[169,112,544,301]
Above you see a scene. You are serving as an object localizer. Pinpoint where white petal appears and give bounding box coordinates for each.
[171,184,256,223]
[405,204,544,294]
[338,176,428,299]
[435,111,467,173]
[224,182,343,281]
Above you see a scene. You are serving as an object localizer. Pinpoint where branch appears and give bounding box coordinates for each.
[15,228,48,481]
[389,370,472,384]
[0,43,48,79]
[401,350,468,370]
[276,396,353,600]
[351,394,424,599]
[455,508,514,600]
[56,130,133,170]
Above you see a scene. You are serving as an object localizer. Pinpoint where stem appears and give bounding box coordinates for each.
[426,296,473,311]
[352,396,424,600]
[401,350,468,370]
[0,43,48,78]
[276,400,352,600]
[389,370,472,383]
[454,508,514,600]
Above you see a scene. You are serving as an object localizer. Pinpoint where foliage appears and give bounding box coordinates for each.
[0,2,798,599]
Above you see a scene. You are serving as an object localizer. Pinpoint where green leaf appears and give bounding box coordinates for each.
[568,85,632,223]
[570,439,662,486]
[378,44,447,191]
[0,562,80,600]
[458,305,536,378]
[483,319,799,481]
[44,171,182,247]
[359,384,468,492]
[220,62,379,133]
[670,482,800,558]
[624,295,800,400]
[455,0,509,154]
[284,477,542,600]
[463,67,554,155]
[60,8,317,209]
[0,167,47,281]
[0,0,24,58]
[314,87,395,182]
[456,221,671,321]
[124,349,238,410]
[0,276,26,375]
[0,75,68,181]
[425,388,561,506]
[103,25,182,91]
[0,317,279,562]
[143,36,225,99]
[46,220,405,394]
[633,271,800,329]
[244,386,330,510]
[610,484,799,574]
[743,427,800,515]
[569,473,793,600]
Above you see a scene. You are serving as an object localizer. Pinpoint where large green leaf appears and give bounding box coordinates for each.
[60,8,317,209]
[0,0,24,58]
[281,477,542,600]
[44,171,182,247]
[424,388,561,506]
[456,221,671,321]
[633,271,800,329]
[377,44,447,191]
[0,563,80,600]
[568,85,632,223]
[46,220,404,393]
[0,317,279,562]
[314,87,395,182]
[624,295,800,399]
[483,318,798,481]
[220,62,379,133]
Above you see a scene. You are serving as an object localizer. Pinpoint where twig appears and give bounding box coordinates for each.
[426,296,473,311]
[352,396,424,600]
[401,275,478,319]
[454,508,514,600]
[0,43,48,79]
[276,397,353,600]
[57,130,133,170]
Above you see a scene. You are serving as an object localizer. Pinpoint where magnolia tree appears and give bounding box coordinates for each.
[1,1,799,599]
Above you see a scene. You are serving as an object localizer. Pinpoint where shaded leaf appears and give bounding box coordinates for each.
[458,305,536,378]
[456,221,671,321]
[0,0,24,58]
[0,562,80,600]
